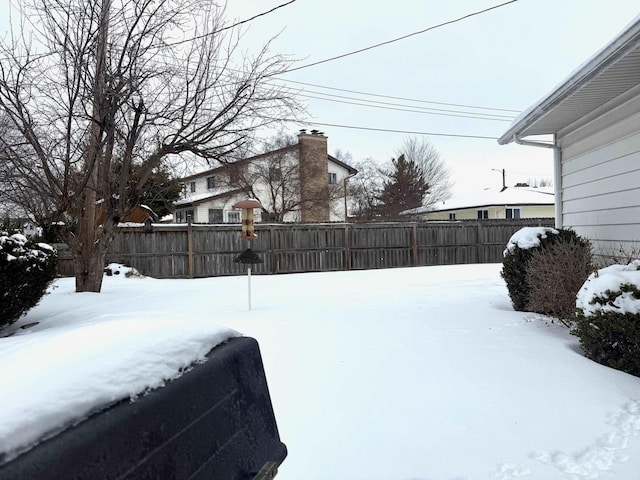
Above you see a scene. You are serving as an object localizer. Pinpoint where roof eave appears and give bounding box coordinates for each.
[498,15,640,145]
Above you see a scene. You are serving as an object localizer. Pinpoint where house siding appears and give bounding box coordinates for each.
[174,134,355,224]
[559,90,640,258]
[419,204,554,221]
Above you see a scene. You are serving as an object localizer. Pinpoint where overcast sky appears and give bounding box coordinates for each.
[2,1,639,195]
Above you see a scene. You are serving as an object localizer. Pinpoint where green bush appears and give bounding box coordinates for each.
[0,232,57,328]
[573,262,640,376]
[501,228,588,312]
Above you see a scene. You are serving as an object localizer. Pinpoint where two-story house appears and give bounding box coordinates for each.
[174,131,357,224]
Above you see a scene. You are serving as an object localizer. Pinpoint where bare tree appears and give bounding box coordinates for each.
[347,158,385,220]
[0,0,301,292]
[398,137,452,209]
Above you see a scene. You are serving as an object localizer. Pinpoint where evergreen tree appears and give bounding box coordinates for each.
[131,165,183,219]
[377,155,429,218]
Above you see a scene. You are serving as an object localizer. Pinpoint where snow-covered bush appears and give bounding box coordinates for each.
[0,232,57,328]
[501,227,588,312]
[525,235,592,324]
[573,260,640,377]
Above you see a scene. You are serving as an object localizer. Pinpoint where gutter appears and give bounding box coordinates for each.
[512,135,563,229]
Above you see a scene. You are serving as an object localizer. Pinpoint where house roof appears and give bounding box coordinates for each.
[328,154,358,175]
[175,188,244,208]
[404,187,554,215]
[179,148,357,181]
[498,14,640,144]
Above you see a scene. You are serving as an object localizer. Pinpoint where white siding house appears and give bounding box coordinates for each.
[498,15,640,262]
[174,131,357,224]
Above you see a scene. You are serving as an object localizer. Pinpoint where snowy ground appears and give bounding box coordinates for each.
[2,263,640,479]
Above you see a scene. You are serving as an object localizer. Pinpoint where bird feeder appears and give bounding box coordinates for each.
[233,199,262,240]
[232,199,263,310]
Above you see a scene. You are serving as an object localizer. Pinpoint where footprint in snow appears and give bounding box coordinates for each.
[530,400,640,478]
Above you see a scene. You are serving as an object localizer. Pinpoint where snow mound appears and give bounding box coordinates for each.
[504,226,559,255]
[576,260,640,317]
[104,263,142,278]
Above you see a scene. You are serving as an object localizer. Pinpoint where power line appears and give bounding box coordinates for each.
[166,1,297,47]
[284,119,499,140]
[282,0,520,73]
[273,78,522,113]
[296,93,513,122]
[4,0,298,51]
[295,89,516,119]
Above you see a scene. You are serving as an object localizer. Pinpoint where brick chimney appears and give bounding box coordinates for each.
[297,130,329,222]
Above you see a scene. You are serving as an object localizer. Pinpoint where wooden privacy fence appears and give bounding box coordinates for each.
[54,219,554,278]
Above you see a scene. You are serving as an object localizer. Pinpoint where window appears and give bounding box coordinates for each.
[449,213,456,220]
[206,176,215,189]
[506,207,521,219]
[228,164,243,184]
[477,209,489,219]
[190,181,196,193]
[176,209,194,223]
[208,208,223,223]
[328,172,338,185]
[226,211,241,223]
[269,166,282,181]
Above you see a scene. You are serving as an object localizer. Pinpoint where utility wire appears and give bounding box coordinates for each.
[274,78,522,113]
[282,0,519,73]
[166,0,297,47]
[295,89,516,119]
[296,93,513,122]
[285,119,499,140]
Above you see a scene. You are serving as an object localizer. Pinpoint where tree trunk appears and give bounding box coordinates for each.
[72,242,108,293]
[72,0,111,293]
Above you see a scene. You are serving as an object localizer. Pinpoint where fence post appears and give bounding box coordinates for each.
[270,226,277,275]
[344,224,351,270]
[412,223,418,267]
[476,221,483,264]
[187,222,194,279]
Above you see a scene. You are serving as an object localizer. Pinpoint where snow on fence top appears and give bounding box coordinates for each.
[576,260,640,317]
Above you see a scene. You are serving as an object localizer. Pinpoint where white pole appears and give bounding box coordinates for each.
[248,266,252,311]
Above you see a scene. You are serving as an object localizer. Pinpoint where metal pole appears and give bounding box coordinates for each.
[247,266,252,311]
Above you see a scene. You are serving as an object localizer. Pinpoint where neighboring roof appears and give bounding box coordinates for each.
[175,188,244,208]
[404,187,554,215]
[328,154,358,175]
[180,145,298,182]
[179,148,358,181]
[498,14,640,144]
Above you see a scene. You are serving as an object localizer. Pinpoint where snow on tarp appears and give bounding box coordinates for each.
[577,260,640,317]
[504,226,559,254]
[0,266,239,462]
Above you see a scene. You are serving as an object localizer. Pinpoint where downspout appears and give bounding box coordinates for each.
[512,134,563,229]
[343,171,357,222]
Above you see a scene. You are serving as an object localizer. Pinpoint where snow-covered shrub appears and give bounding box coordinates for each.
[525,235,592,324]
[572,261,640,377]
[501,227,586,312]
[0,232,57,328]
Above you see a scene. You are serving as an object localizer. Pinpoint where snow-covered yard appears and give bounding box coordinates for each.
[2,263,640,479]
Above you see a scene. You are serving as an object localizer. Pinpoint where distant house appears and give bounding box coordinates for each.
[498,15,640,261]
[403,186,554,221]
[174,131,357,224]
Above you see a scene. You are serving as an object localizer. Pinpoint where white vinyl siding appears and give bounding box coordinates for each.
[558,91,640,258]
